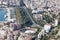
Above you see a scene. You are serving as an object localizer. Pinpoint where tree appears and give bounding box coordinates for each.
[43,15,54,23]
[37,20,45,26]
[16,7,23,24]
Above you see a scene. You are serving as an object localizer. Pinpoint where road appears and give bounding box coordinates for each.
[20,6,42,27]
[20,6,36,24]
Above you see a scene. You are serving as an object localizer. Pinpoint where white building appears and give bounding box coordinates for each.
[5,8,16,22]
[32,9,43,20]
[44,24,51,33]
[25,30,36,34]
[54,19,58,26]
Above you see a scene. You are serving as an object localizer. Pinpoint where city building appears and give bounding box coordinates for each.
[54,19,58,26]
[5,8,16,22]
[19,27,38,40]
[32,9,43,20]
[44,24,51,33]
[0,0,20,7]
[33,14,43,20]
